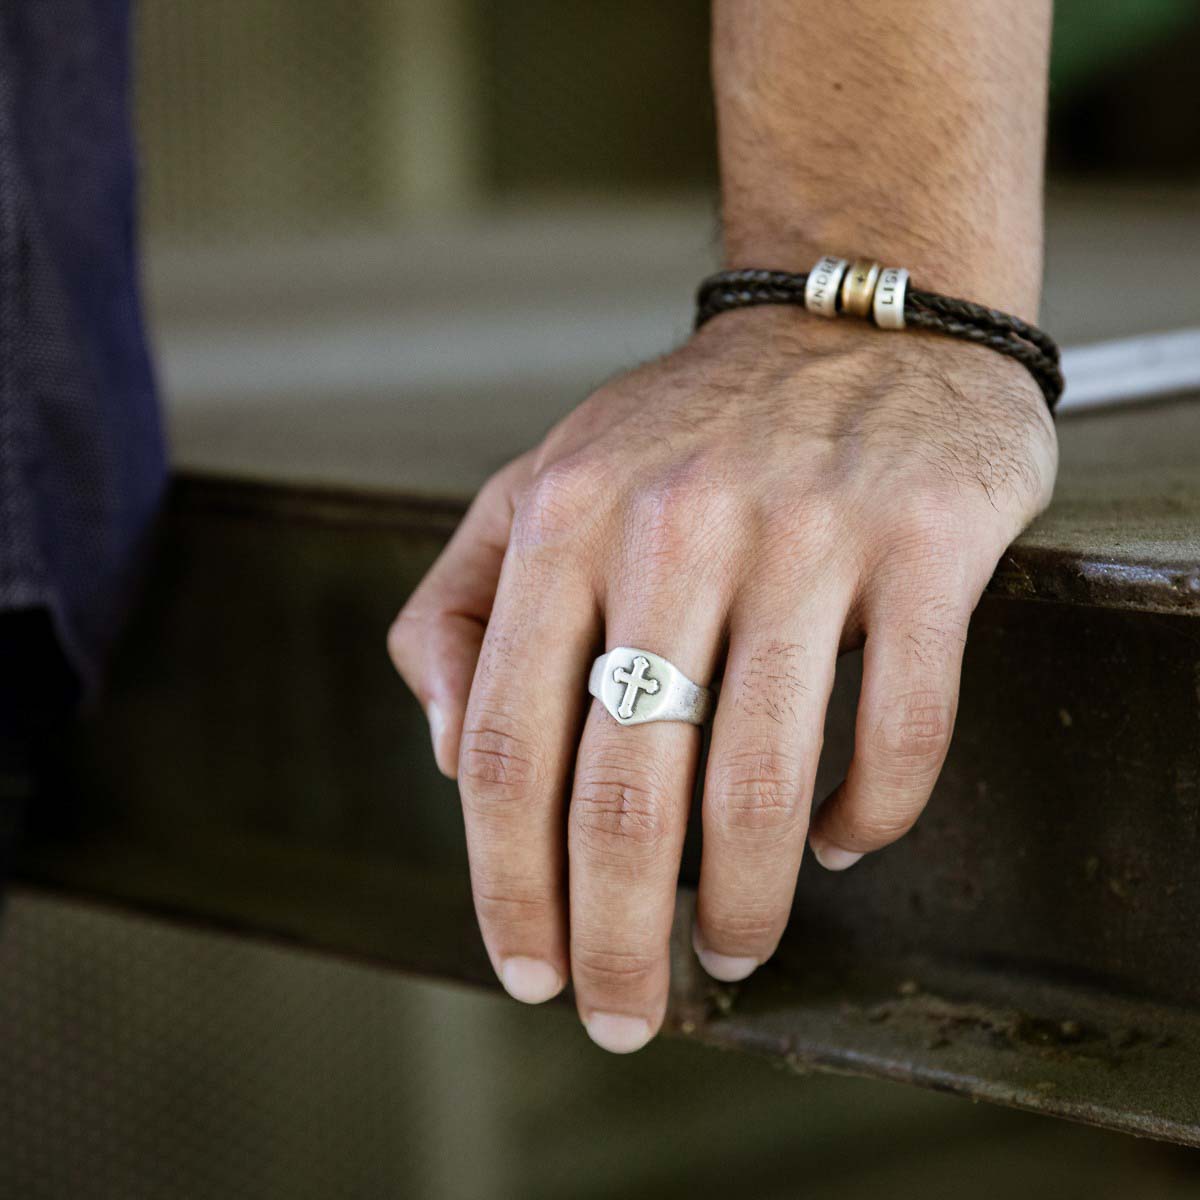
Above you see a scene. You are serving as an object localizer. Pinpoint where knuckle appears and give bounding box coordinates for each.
[628,486,693,562]
[701,906,780,950]
[882,589,973,670]
[625,473,715,565]
[571,767,671,857]
[845,801,922,846]
[471,469,509,518]
[762,490,839,550]
[732,640,821,726]
[512,462,594,551]
[707,744,805,835]
[887,499,969,567]
[872,689,952,766]
[905,491,962,532]
[573,945,658,994]
[385,609,417,666]
[458,717,542,808]
[472,876,556,932]
[478,460,523,506]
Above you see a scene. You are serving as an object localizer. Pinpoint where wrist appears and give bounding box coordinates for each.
[718,206,1042,326]
[691,257,1062,412]
[686,301,1055,417]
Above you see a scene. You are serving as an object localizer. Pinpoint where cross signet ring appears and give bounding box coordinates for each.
[588,647,714,727]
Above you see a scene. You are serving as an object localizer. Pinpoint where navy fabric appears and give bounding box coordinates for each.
[0,0,165,707]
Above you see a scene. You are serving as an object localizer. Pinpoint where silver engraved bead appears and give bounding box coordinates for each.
[804,255,849,318]
[873,266,909,330]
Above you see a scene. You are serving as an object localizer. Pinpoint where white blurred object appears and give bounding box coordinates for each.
[1059,328,1200,414]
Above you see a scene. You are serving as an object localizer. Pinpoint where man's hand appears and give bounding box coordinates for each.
[389,309,1057,1051]
[391,0,1055,1051]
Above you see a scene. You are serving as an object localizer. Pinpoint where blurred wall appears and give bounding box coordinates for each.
[134,0,1200,240]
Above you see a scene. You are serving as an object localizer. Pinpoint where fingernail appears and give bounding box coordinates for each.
[691,924,757,983]
[585,1012,653,1054]
[499,957,563,1005]
[810,839,864,871]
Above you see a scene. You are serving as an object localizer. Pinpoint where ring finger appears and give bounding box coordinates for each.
[568,579,727,1054]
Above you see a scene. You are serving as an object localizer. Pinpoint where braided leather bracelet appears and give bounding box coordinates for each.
[695,256,1063,412]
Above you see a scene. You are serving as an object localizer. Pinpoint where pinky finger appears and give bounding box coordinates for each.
[807,593,970,869]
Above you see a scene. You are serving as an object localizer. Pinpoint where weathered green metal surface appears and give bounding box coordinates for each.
[16,392,1200,1144]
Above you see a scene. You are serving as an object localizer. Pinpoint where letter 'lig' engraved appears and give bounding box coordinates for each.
[613,655,660,719]
[873,266,909,330]
[589,647,714,727]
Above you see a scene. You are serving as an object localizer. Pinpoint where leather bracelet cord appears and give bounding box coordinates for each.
[694,259,1063,412]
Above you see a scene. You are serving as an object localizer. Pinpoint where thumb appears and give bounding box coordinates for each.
[388,460,528,777]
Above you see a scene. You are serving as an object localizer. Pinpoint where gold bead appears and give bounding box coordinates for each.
[840,258,882,319]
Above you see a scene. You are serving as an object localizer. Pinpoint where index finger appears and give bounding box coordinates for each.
[456,473,603,1005]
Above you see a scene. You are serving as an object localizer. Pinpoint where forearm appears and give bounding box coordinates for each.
[712,0,1052,321]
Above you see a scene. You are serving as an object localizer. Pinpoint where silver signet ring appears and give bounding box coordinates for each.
[588,647,714,727]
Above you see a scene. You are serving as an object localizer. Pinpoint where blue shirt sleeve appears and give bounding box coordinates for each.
[0,0,167,705]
